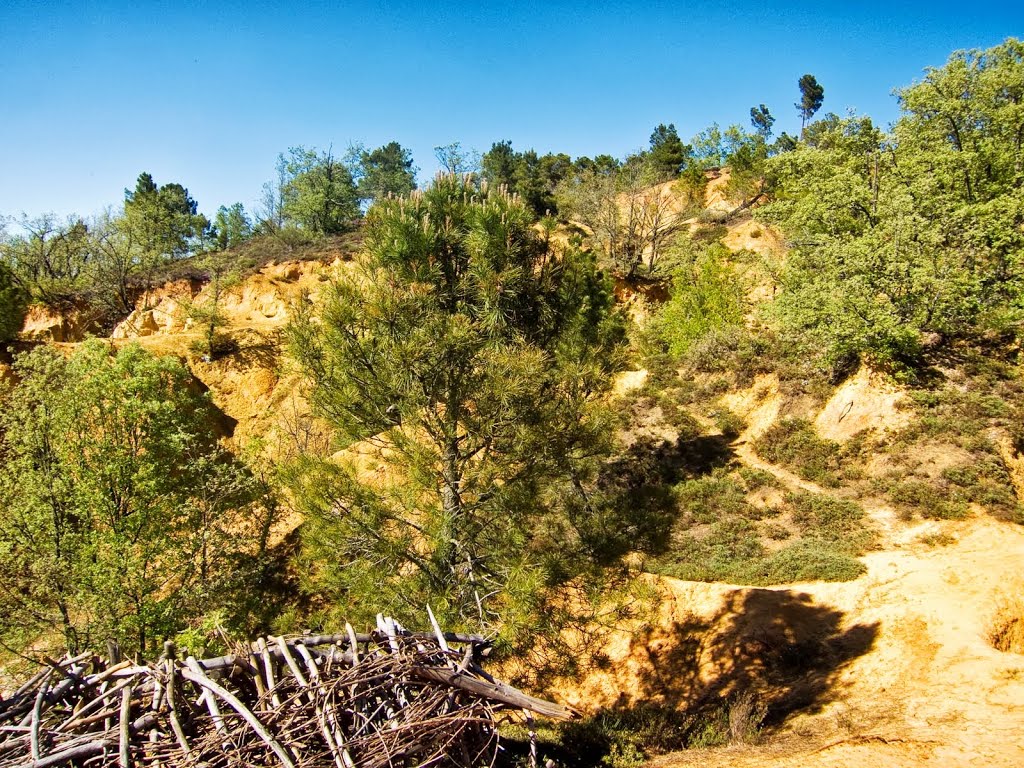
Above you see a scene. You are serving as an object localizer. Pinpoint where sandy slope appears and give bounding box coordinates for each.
[14,196,1024,766]
[632,513,1024,767]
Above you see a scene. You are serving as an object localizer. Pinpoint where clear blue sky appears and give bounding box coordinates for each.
[1,1,1022,221]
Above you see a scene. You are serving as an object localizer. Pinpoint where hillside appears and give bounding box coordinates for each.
[7,172,1024,767]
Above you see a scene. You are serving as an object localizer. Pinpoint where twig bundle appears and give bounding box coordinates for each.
[0,615,573,768]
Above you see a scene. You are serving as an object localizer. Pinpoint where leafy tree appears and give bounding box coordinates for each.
[648,123,689,180]
[690,123,726,168]
[761,39,1024,371]
[354,141,417,202]
[723,125,771,210]
[123,172,210,260]
[750,104,775,138]
[434,142,480,176]
[278,147,361,235]
[287,174,626,640]
[0,214,92,304]
[572,154,621,176]
[796,74,825,135]
[650,240,744,356]
[0,261,28,343]
[0,341,273,655]
[481,139,519,190]
[213,203,252,250]
[481,142,574,216]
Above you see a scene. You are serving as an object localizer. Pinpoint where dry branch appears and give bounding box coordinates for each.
[0,615,573,768]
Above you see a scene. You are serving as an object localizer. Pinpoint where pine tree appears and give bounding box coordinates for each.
[287,174,625,637]
[796,74,825,135]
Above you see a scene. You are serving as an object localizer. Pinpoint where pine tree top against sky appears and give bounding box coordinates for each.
[1,0,1021,220]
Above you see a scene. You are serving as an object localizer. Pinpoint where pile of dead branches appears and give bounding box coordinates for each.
[0,614,572,768]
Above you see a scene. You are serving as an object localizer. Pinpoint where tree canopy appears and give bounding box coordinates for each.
[353,141,418,202]
[760,39,1024,372]
[277,147,361,235]
[0,260,28,342]
[288,174,626,640]
[796,74,825,134]
[0,342,272,655]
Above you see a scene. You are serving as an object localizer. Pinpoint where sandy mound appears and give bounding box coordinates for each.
[20,304,94,342]
[815,366,910,442]
[719,374,781,441]
[111,260,331,340]
[559,517,1024,767]
[722,218,785,261]
[614,369,650,396]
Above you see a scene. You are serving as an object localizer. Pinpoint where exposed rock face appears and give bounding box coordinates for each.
[20,304,94,342]
[814,366,910,442]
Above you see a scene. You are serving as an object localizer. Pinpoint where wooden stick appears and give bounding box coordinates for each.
[163,660,191,758]
[257,638,281,710]
[427,606,449,653]
[118,683,132,768]
[410,666,576,720]
[23,738,111,768]
[345,624,359,667]
[29,672,49,762]
[273,637,308,689]
[185,657,225,735]
[178,666,297,768]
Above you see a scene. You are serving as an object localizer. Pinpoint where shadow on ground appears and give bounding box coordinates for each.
[634,588,878,726]
[513,588,879,766]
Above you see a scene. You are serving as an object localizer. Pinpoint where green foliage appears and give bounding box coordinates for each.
[762,40,1024,373]
[0,341,275,655]
[288,174,626,642]
[647,123,689,180]
[123,172,211,260]
[0,214,93,305]
[480,140,572,216]
[796,74,825,132]
[0,261,28,342]
[274,147,361,236]
[649,241,744,357]
[750,104,775,138]
[352,141,417,202]
[213,203,252,250]
[788,492,873,549]
[754,418,843,487]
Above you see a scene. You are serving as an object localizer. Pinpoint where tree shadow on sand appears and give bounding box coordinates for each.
[634,587,877,729]
[547,589,879,764]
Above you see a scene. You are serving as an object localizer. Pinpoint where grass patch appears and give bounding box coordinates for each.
[652,470,872,586]
[787,492,875,551]
[755,418,844,487]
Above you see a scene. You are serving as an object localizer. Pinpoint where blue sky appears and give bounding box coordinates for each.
[1,1,1022,221]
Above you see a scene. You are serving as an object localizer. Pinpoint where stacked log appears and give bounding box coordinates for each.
[0,615,573,768]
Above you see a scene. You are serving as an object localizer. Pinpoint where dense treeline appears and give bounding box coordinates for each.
[1,38,1022,666]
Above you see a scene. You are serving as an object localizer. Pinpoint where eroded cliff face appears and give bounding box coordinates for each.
[10,187,1024,768]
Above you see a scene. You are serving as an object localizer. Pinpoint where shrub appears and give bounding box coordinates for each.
[755,418,843,487]
[757,540,866,582]
[787,492,873,550]
[888,479,969,520]
[0,262,28,343]
[649,244,744,357]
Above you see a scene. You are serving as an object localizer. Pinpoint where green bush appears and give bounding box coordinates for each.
[888,479,969,520]
[756,540,866,582]
[787,492,874,550]
[677,473,757,524]
[0,262,28,343]
[755,418,843,487]
[650,243,744,357]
